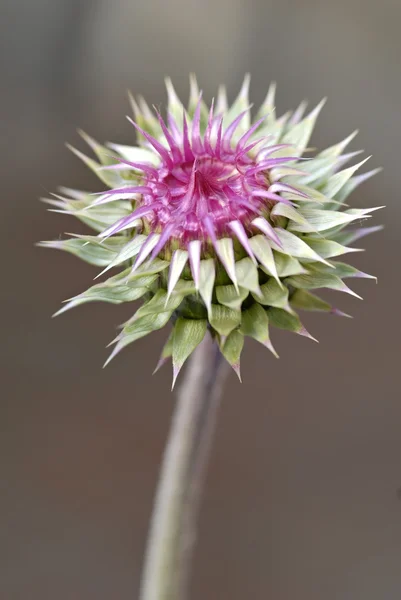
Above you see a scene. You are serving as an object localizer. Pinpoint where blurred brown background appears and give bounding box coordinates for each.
[1,0,401,598]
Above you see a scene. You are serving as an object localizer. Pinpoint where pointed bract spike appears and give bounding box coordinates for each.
[338,282,363,300]
[127,92,160,139]
[257,81,276,120]
[97,163,131,173]
[98,204,156,240]
[215,238,238,291]
[77,130,111,166]
[153,356,168,374]
[288,100,308,126]
[263,338,280,358]
[348,206,384,217]
[333,224,383,246]
[172,318,208,389]
[188,73,200,110]
[219,330,244,381]
[269,166,309,180]
[331,308,353,318]
[202,214,217,245]
[240,304,278,358]
[66,144,119,187]
[188,240,201,289]
[282,98,326,155]
[334,167,382,204]
[239,73,251,99]
[133,289,189,321]
[318,129,359,159]
[235,257,261,295]
[265,111,291,143]
[265,81,276,106]
[107,310,174,367]
[106,333,120,347]
[248,235,282,286]
[153,334,173,374]
[107,143,159,166]
[228,220,256,263]
[103,343,122,368]
[271,229,333,267]
[323,156,371,198]
[167,249,188,300]
[171,365,180,390]
[334,149,365,170]
[67,143,97,166]
[304,237,363,259]
[198,259,216,315]
[165,77,185,125]
[39,237,121,267]
[225,74,251,132]
[58,186,86,199]
[90,185,152,207]
[255,278,289,308]
[128,91,141,120]
[232,364,242,382]
[167,111,181,141]
[298,326,319,342]
[131,234,160,272]
[92,184,151,197]
[138,95,159,126]
[216,84,228,114]
[291,288,332,313]
[52,301,76,318]
[125,258,170,281]
[289,207,368,234]
[56,272,154,314]
[251,217,282,247]
[309,97,327,119]
[37,239,61,249]
[209,304,241,336]
[268,307,317,343]
[352,167,382,186]
[269,182,309,197]
[216,284,248,311]
[271,203,311,228]
[95,234,147,278]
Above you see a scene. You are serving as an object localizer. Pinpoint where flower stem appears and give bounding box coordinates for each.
[139,332,229,600]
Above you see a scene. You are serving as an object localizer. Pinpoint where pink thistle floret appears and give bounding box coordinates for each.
[98,98,299,279]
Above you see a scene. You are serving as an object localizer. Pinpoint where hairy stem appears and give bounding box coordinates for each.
[139,332,229,600]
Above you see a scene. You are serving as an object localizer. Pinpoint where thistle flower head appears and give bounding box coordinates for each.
[41,76,382,385]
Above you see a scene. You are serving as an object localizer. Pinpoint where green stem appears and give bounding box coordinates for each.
[139,332,229,600]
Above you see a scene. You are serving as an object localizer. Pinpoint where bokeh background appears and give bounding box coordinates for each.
[1,0,401,598]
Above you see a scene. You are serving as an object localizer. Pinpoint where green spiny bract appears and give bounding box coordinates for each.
[40,75,382,385]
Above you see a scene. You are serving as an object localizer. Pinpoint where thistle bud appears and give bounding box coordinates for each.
[40,76,382,385]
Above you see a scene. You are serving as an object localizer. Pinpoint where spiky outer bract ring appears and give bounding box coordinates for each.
[41,75,382,385]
